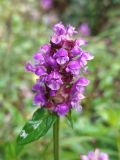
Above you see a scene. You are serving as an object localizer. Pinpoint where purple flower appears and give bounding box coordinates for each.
[40,0,52,10]
[70,45,82,57]
[79,23,91,36]
[76,38,88,46]
[34,93,46,106]
[25,22,94,116]
[45,54,58,68]
[87,151,95,159]
[80,149,109,160]
[25,62,35,72]
[32,80,46,93]
[76,77,90,88]
[51,35,62,45]
[78,51,94,67]
[99,153,109,160]
[66,60,80,75]
[35,66,47,76]
[46,71,63,90]
[33,52,45,64]
[80,156,89,160]
[66,25,77,37]
[54,103,69,116]
[39,44,50,54]
[82,51,94,61]
[70,90,85,111]
[53,48,69,65]
[53,22,66,36]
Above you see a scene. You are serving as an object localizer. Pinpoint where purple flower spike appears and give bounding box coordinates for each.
[54,48,69,65]
[55,103,69,116]
[25,22,94,116]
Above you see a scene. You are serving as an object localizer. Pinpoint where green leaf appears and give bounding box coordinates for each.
[17,109,57,145]
[32,108,45,121]
[66,111,73,128]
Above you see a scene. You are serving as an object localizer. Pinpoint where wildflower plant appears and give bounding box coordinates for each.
[17,22,94,160]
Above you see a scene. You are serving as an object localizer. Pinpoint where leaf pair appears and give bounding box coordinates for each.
[17,108,57,145]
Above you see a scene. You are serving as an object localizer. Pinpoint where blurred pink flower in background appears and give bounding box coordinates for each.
[80,149,109,160]
[79,23,91,36]
[40,0,53,10]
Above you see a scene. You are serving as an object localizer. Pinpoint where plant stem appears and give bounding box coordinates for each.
[53,116,59,160]
[115,128,120,160]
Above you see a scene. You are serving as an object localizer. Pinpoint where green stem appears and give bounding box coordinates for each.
[53,116,59,160]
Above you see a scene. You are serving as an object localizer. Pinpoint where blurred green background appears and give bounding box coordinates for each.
[0,0,120,159]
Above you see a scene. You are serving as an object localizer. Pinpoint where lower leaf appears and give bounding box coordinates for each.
[17,111,57,145]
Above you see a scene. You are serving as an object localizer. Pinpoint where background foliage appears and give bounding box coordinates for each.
[0,0,120,159]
